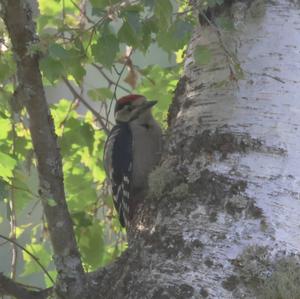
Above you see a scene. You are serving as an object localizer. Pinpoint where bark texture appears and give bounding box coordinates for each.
[88,0,300,298]
[2,0,300,298]
[0,1,87,298]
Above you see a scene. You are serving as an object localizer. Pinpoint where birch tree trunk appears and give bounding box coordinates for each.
[2,0,300,298]
[89,0,300,298]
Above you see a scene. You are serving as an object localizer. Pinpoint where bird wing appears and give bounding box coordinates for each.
[104,123,132,227]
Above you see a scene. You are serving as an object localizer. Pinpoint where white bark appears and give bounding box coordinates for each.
[88,1,300,298]
[183,0,300,250]
[165,0,300,297]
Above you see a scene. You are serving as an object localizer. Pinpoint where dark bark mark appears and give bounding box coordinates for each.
[190,130,264,157]
[198,0,254,25]
[222,275,240,291]
[187,129,286,158]
[200,287,209,297]
[189,169,263,219]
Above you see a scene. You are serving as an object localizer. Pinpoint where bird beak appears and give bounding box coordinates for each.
[141,100,157,110]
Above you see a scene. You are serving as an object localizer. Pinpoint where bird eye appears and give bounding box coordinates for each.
[127,105,133,111]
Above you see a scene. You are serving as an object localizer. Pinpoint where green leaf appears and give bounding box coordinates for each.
[91,33,119,68]
[15,223,32,238]
[68,62,86,84]
[118,21,140,48]
[79,222,104,270]
[48,44,86,83]
[60,118,94,155]
[0,53,16,81]
[13,167,38,212]
[90,0,119,9]
[141,17,158,51]
[52,99,77,125]
[157,19,193,53]
[0,118,11,140]
[49,43,69,60]
[136,65,180,127]
[193,45,212,65]
[124,11,142,33]
[40,56,65,83]
[22,243,51,277]
[44,270,57,288]
[39,0,63,14]
[65,172,97,211]
[0,152,17,181]
[88,88,113,101]
[154,0,173,28]
[118,10,143,48]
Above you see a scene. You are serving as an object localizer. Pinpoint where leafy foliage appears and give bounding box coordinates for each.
[0,0,202,288]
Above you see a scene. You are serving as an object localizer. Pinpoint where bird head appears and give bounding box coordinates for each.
[114,94,157,123]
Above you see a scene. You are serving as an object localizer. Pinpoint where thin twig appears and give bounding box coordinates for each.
[106,48,134,126]
[85,0,140,52]
[10,124,18,280]
[9,88,18,280]
[59,98,78,128]
[198,10,240,77]
[85,18,107,53]
[71,0,95,24]
[27,199,41,216]
[3,181,39,199]
[92,63,131,93]
[63,77,110,134]
[0,234,54,284]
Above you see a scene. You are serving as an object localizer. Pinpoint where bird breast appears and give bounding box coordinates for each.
[130,121,162,190]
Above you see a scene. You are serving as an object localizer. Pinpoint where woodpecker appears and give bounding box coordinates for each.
[104,94,162,227]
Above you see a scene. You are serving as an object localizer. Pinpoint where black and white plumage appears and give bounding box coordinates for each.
[104,123,132,227]
[104,94,162,227]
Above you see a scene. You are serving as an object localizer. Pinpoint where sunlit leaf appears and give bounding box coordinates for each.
[0,152,17,181]
[0,118,11,140]
[136,65,180,127]
[22,243,51,277]
[79,222,104,270]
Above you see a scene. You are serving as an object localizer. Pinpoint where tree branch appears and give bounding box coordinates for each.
[106,48,134,126]
[91,63,131,93]
[63,77,110,134]
[0,1,87,298]
[0,234,54,283]
[0,273,52,299]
